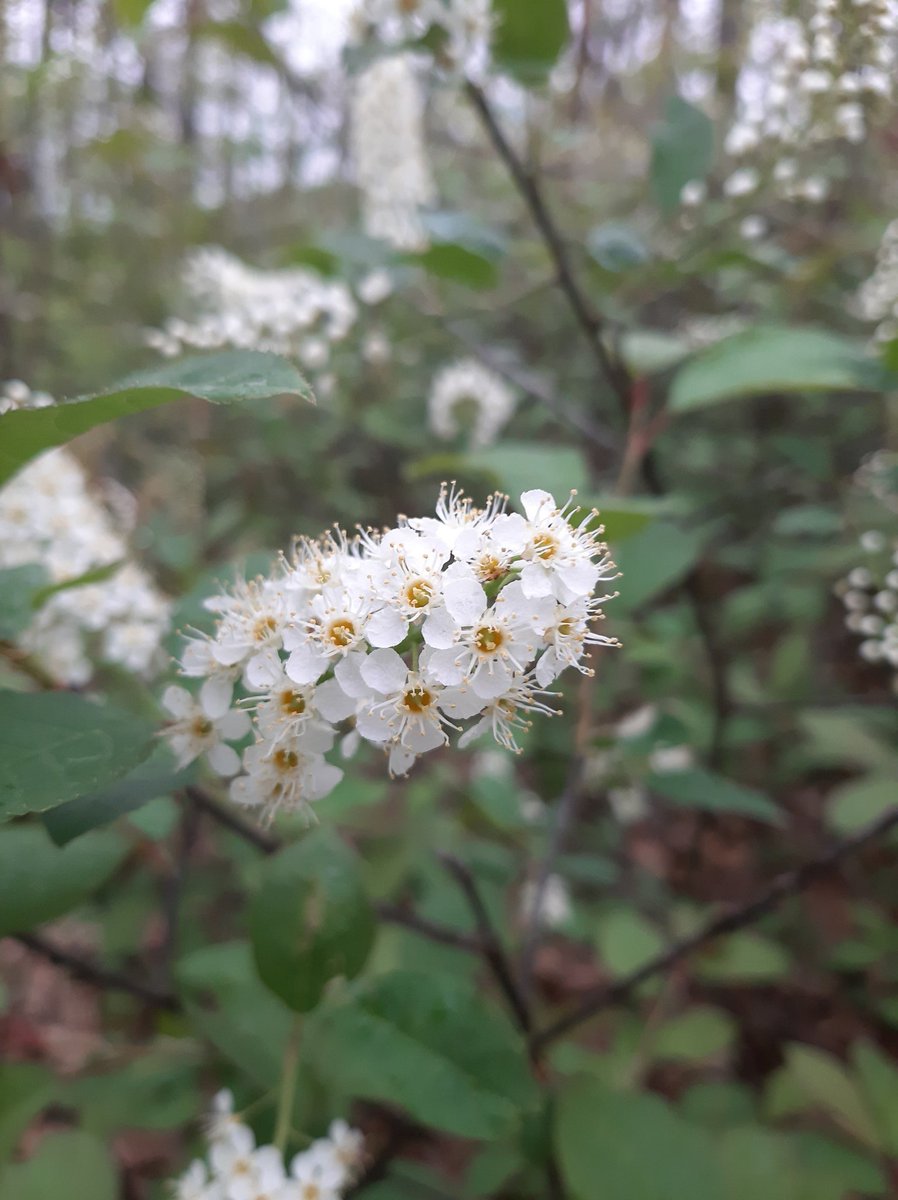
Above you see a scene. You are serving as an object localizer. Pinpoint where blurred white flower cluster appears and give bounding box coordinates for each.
[352,0,495,79]
[173,1090,363,1200]
[428,358,516,448]
[350,54,436,251]
[0,378,54,414]
[0,431,171,686]
[163,487,618,822]
[685,0,898,236]
[146,247,391,389]
[856,220,898,343]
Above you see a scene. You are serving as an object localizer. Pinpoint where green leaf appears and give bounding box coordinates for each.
[716,1127,798,1200]
[111,0,154,25]
[64,1052,200,1134]
[790,1131,887,1200]
[412,242,498,289]
[30,560,124,609]
[766,1044,879,1149]
[467,442,589,502]
[250,828,376,1013]
[492,0,570,83]
[42,744,190,845]
[828,776,898,836]
[0,1065,56,1164]
[556,1078,723,1200]
[309,970,538,1139]
[648,768,783,825]
[651,1007,736,1063]
[421,211,507,260]
[0,691,156,821]
[650,96,713,214]
[0,565,48,639]
[799,710,898,773]
[0,825,128,937]
[669,327,890,413]
[852,1040,898,1155]
[612,521,707,610]
[678,1083,757,1129]
[0,350,312,486]
[620,330,690,374]
[582,496,661,543]
[587,223,650,273]
[595,908,665,977]
[696,932,791,983]
[0,1131,116,1200]
[177,942,296,1088]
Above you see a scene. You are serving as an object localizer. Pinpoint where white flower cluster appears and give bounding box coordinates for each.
[0,378,54,414]
[353,0,495,79]
[349,54,436,252]
[173,1090,363,1200]
[836,529,898,687]
[856,220,898,343]
[686,0,898,234]
[427,358,516,448]
[164,487,618,822]
[0,443,171,685]
[146,248,388,389]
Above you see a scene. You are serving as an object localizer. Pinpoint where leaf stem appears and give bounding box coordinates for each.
[274,1015,303,1155]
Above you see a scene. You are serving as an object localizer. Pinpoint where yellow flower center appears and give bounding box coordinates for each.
[557,618,574,637]
[475,625,504,654]
[405,579,433,609]
[326,618,356,647]
[280,689,307,716]
[476,554,503,581]
[532,532,558,560]
[253,615,278,641]
[190,716,213,738]
[402,686,434,713]
[273,749,299,772]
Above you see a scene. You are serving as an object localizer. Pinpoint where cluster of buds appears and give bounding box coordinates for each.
[163,487,618,823]
[427,358,516,448]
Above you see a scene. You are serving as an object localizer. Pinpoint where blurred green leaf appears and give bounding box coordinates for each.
[827,775,898,835]
[468,442,589,501]
[310,969,538,1139]
[0,825,128,937]
[111,0,155,26]
[492,0,570,83]
[650,96,713,215]
[250,829,376,1012]
[799,710,898,773]
[413,242,498,289]
[0,350,313,486]
[595,908,665,977]
[648,767,782,825]
[651,1007,736,1062]
[612,521,707,610]
[852,1040,898,1155]
[766,1044,879,1149]
[64,1052,200,1133]
[621,330,690,374]
[670,327,890,412]
[587,223,650,273]
[0,1131,116,1200]
[0,1065,56,1164]
[696,932,791,983]
[0,691,156,821]
[0,565,48,639]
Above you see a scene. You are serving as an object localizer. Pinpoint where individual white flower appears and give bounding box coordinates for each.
[289,1143,345,1200]
[457,672,558,752]
[161,686,250,776]
[723,167,760,198]
[427,358,516,448]
[679,179,707,207]
[230,731,343,821]
[173,1158,220,1200]
[209,577,293,689]
[516,490,616,605]
[283,585,378,684]
[356,269,393,305]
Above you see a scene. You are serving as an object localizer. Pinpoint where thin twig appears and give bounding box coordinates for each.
[530,803,898,1054]
[158,792,201,989]
[12,932,180,1011]
[439,852,533,1035]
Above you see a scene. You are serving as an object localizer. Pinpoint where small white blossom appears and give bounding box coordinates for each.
[427,358,516,448]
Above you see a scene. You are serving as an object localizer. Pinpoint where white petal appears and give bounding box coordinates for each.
[207,742,242,777]
[285,644,328,685]
[217,708,252,739]
[471,660,513,699]
[308,759,344,800]
[425,647,465,686]
[443,565,486,626]
[421,606,458,649]
[360,647,408,695]
[557,559,600,597]
[521,489,554,520]
[244,647,283,689]
[366,605,408,648]
[162,685,194,718]
[458,717,489,749]
[200,674,233,719]
[535,649,561,687]
[334,652,371,699]
[356,705,393,743]
[404,721,445,753]
[315,678,358,722]
[519,562,553,599]
[439,685,485,719]
[389,743,417,776]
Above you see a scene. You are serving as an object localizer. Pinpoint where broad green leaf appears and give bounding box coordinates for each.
[556,1078,723,1200]
[828,776,898,835]
[766,1044,879,1149]
[42,745,190,845]
[790,1131,887,1199]
[648,768,782,825]
[0,565,48,639]
[0,1131,116,1200]
[177,942,295,1088]
[0,350,312,486]
[0,825,128,937]
[63,1053,200,1134]
[581,496,661,543]
[852,1040,898,1155]
[669,327,889,413]
[650,96,713,214]
[799,709,898,773]
[678,1082,757,1129]
[651,1007,736,1062]
[413,242,498,289]
[621,330,690,374]
[250,828,376,1013]
[696,932,790,983]
[587,223,650,273]
[716,1127,798,1200]
[492,0,570,83]
[309,970,538,1139]
[595,908,664,977]
[611,521,707,610]
[0,1065,56,1164]
[0,690,156,821]
[468,442,589,502]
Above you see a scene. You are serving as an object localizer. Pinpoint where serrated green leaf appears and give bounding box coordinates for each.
[669,327,890,413]
[492,0,570,83]
[0,350,312,486]
[0,825,128,937]
[309,970,538,1139]
[250,829,376,1013]
[0,691,156,821]
[648,767,782,825]
[650,96,713,214]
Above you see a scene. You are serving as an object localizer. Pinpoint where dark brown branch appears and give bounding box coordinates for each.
[439,852,533,1035]
[13,932,180,1012]
[465,81,631,414]
[530,803,898,1054]
[188,786,482,954]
